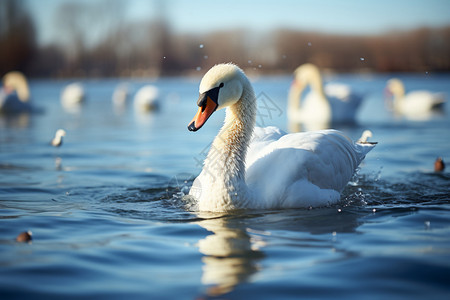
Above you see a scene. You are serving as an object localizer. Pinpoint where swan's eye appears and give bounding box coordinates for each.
[219,82,224,88]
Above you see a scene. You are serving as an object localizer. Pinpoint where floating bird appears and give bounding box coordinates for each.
[16,231,32,243]
[0,71,32,114]
[434,157,445,172]
[385,78,445,117]
[134,85,160,112]
[61,83,85,112]
[288,63,364,130]
[51,129,66,147]
[187,63,376,212]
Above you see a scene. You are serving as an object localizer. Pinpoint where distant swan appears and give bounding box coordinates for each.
[112,84,129,109]
[385,78,445,117]
[134,85,160,112]
[51,129,66,147]
[0,71,32,114]
[288,63,364,130]
[187,63,376,212]
[61,83,85,112]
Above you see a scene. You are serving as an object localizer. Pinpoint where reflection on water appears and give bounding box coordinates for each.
[193,200,369,297]
[195,213,264,296]
[0,112,31,128]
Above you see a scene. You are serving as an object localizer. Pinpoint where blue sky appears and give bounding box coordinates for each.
[26,0,450,46]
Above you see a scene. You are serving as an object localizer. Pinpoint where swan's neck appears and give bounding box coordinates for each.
[203,83,256,209]
[288,68,327,113]
[392,86,406,110]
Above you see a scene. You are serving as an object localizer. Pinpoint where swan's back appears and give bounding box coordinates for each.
[245,127,374,208]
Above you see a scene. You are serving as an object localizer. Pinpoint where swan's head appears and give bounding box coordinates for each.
[188,63,247,131]
[292,63,321,90]
[385,78,405,98]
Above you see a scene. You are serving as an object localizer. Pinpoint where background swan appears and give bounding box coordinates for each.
[288,63,364,130]
[51,129,66,147]
[134,85,160,112]
[0,71,32,114]
[61,83,85,112]
[385,78,445,118]
[188,63,375,212]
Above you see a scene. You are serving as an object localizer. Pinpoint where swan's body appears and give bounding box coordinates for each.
[0,71,32,114]
[188,63,375,212]
[134,85,160,112]
[51,129,66,147]
[288,64,364,130]
[385,78,445,117]
[61,83,85,112]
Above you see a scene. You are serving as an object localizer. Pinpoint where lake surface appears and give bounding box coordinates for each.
[1,72,450,299]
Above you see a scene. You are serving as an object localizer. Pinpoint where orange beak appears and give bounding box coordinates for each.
[188,86,222,131]
[188,96,218,131]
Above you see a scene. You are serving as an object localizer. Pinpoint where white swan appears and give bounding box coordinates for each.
[51,129,66,147]
[288,63,364,130]
[385,78,445,118]
[134,85,160,112]
[61,83,85,112]
[0,71,32,114]
[187,63,376,212]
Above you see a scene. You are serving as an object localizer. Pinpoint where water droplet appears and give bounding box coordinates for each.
[360,57,365,61]
[203,55,208,59]
[372,208,376,213]
[337,208,342,213]
[307,42,312,46]
[332,231,337,236]
[424,221,431,228]
[196,67,201,71]
[248,60,252,64]
[199,44,204,48]
[425,71,429,75]
[163,56,166,59]
[258,64,262,68]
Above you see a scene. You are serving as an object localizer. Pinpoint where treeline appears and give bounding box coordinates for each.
[1,0,450,78]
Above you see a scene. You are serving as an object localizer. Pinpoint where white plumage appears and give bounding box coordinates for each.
[288,63,364,130]
[188,63,375,212]
[61,83,85,112]
[385,78,445,118]
[134,85,160,112]
[0,71,32,114]
[51,129,66,147]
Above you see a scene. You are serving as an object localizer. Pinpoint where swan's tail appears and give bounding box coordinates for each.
[432,93,446,110]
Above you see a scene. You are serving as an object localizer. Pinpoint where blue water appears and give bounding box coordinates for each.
[1,73,450,299]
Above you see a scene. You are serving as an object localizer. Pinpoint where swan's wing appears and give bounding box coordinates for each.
[245,129,374,208]
[247,126,286,166]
